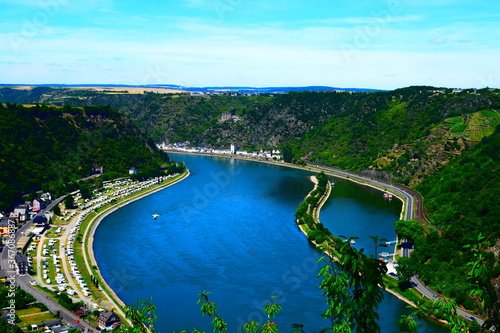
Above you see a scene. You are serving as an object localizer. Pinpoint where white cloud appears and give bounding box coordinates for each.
[0,0,499,89]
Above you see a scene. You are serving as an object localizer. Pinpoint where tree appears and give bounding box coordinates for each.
[0,319,23,333]
[79,182,93,200]
[468,318,483,333]
[395,256,414,288]
[396,314,418,333]
[52,204,61,216]
[394,220,423,243]
[113,297,157,333]
[64,195,76,209]
[465,233,500,331]
[368,235,388,258]
[281,145,293,163]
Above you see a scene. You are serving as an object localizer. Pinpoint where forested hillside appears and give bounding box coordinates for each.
[0,103,174,210]
[394,126,500,313]
[2,86,498,187]
[1,86,499,317]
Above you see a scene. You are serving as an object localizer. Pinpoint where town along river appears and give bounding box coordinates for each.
[94,154,448,332]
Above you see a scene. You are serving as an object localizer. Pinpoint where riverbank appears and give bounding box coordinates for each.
[166,151,406,210]
[77,170,190,326]
[169,152,423,310]
[295,175,332,244]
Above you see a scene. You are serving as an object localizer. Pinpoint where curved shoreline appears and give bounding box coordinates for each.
[81,170,190,323]
[168,151,421,309]
[85,152,422,326]
[167,151,408,217]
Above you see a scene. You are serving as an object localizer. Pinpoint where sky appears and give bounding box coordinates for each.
[0,0,499,89]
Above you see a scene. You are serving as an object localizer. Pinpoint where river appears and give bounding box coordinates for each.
[94,154,448,332]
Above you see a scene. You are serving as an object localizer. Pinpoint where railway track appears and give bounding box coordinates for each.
[307,163,441,234]
[306,163,488,327]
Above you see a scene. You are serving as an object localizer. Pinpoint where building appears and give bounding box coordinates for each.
[230,143,237,154]
[13,204,29,221]
[33,215,48,227]
[0,217,16,236]
[15,254,29,275]
[32,199,45,212]
[98,310,121,331]
[220,109,241,122]
[40,192,52,201]
[43,319,62,328]
[0,220,10,235]
[129,167,138,175]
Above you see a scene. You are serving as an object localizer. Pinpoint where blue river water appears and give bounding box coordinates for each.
[94,154,448,332]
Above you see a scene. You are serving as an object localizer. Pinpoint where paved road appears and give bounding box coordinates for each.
[1,197,63,276]
[16,275,96,332]
[307,163,486,327]
[0,196,96,332]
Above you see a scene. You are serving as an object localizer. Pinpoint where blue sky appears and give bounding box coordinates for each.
[0,0,499,89]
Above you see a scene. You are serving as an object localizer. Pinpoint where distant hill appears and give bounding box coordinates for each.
[0,103,175,210]
[0,84,379,94]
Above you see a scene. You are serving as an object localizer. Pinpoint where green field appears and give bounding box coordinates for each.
[450,123,467,133]
[480,109,500,121]
[446,110,499,141]
[445,116,464,124]
[17,308,57,327]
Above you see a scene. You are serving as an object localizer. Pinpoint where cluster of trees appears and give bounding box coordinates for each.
[295,172,332,244]
[0,103,176,211]
[0,286,37,310]
[1,87,499,330]
[56,292,84,311]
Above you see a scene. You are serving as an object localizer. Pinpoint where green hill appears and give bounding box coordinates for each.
[1,86,499,316]
[3,87,499,186]
[399,124,500,311]
[0,103,175,210]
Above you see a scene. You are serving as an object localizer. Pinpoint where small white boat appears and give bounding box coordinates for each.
[350,239,356,244]
[152,214,159,219]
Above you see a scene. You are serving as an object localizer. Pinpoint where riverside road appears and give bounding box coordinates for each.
[308,163,485,327]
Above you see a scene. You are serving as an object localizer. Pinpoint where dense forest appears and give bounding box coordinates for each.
[0,86,499,321]
[406,125,500,309]
[0,103,175,210]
